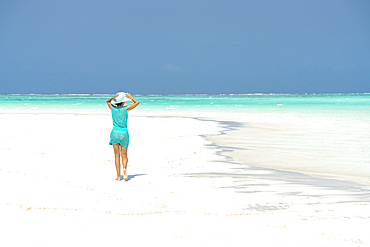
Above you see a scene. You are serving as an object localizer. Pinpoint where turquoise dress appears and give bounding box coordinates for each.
[109,105,129,148]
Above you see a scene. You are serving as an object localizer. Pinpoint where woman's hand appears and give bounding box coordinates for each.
[106,94,119,109]
[126,93,140,112]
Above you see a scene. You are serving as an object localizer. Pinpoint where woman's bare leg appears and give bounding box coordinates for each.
[121,146,128,180]
[113,144,121,181]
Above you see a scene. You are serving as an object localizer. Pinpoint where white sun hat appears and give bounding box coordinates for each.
[111,92,132,105]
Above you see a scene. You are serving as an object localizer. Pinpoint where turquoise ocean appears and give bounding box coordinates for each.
[1,93,369,116]
[1,94,369,185]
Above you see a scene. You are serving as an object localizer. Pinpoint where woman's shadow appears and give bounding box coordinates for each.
[120,174,147,182]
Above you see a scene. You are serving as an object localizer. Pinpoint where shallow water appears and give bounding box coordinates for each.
[1,93,369,185]
[1,93,369,116]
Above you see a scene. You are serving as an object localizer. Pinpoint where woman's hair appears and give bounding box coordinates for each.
[116,102,124,107]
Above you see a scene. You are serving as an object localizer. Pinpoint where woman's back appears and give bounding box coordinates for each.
[111,105,128,129]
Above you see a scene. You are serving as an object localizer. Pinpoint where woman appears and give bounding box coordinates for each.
[106,92,140,181]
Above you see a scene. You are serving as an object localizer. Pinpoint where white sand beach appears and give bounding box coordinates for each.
[1,113,369,246]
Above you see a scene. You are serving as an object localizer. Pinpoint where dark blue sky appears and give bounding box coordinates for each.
[1,0,369,94]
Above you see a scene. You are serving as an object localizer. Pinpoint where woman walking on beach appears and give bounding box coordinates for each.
[106,92,140,181]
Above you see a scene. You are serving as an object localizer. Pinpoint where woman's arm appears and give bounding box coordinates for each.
[106,94,119,109]
[126,93,140,112]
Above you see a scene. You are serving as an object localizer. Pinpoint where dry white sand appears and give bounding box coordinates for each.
[0,114,369,246]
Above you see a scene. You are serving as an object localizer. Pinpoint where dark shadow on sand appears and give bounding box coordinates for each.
[120,174,147,182]
[185,166,370,204]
